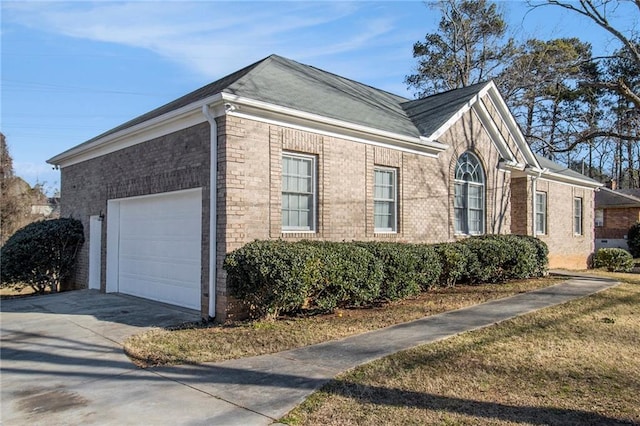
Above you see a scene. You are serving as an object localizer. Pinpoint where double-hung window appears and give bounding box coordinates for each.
[454,152,485,235]
[374,167,397,232]
[535,192,547,235]
[282,153,316,232]
[574,197,583,235]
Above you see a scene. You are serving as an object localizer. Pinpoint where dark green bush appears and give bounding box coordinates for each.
[224,235,549,319]
[305,241,383,311]
[628,222,640,258]
[224,240,383,318]
[516,235,549,277]
[0,218,84,293]
[460,235,542,283]
[355,242,422,300]
[412,244,443,290]
[432,242,472,286]
[223,240,319,318]
[593,248,634,272]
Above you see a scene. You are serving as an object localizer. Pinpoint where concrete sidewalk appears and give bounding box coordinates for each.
[1,274,619,425]
[151,273,619,424]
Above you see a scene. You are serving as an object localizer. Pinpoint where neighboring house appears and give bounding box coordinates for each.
[594,187,640,250]
[48,55,601,321]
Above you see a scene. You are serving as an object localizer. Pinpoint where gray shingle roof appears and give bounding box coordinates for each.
[80,54,490,145]
[401,82,488,138]
[53,54,604,188]
[224,55,419,137]
[535,154,601,185]
[596,187,640,208]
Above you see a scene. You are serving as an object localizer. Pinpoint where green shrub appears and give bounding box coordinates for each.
[628,222,640,258]
[301,241,383,312]
[412,244,442,290]
[224,240,319,318]
[460,236,508,283]
[225,240,384,318]
[460,235,543,283]
[224,234,549,319]
[0,218,84,294]
[593,248,634,272]
[517,235,549,277]
[432,242,472,286]
[355,242,422,300]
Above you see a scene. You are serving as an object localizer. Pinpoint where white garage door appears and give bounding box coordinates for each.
[111,189,202,310]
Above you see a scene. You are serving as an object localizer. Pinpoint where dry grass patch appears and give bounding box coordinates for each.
[0,286,40,299]
[282,283,640,426]
[574,268,640,285]
[124,277,562,367]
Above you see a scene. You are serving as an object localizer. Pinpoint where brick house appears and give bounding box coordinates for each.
[595,187,640,251]
[48,55,601,320]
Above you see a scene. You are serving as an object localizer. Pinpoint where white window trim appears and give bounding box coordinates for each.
[374,166,398,233]
[454,152,485,236]
[282,152,317,233]
[574,197,583,236]
[535,191,547,235]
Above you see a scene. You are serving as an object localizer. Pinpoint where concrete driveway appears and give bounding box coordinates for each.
[1,275,620,425]
[0,290,273,426]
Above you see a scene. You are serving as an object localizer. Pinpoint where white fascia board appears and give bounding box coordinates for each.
[484,83,540,169]
[228,110,441,158]
[48,93,224,167]
[221,93,448,156]
[472,102,516,161]
[525,168,603,189]
[427,87,489,142]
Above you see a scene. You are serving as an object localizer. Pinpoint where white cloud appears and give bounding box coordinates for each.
[2,1,393,78]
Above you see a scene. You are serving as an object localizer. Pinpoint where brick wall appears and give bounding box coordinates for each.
[60,122,211,311]
[534,179,595,269]
[595,207,640,239]
[213,108,515,319]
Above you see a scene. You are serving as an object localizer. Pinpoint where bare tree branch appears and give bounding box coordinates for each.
[544,0,640,66]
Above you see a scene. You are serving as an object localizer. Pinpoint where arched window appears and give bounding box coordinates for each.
[454,152,485,235]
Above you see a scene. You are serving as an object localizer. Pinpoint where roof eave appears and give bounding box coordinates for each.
[527,167,603,189]
[48,93,225,167]
[222,93,449,156]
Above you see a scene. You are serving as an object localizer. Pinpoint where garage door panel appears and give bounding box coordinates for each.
[118,274,200,309]
[115,190,202,310]
[119,239,199,260]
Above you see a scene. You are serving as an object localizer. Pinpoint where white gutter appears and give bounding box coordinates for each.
[221,93,448,154]
[202,104,218,320]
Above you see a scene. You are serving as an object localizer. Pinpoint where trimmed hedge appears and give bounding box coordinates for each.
[224,235,549,319]
[0,218,84,293]
[593,248,634,272]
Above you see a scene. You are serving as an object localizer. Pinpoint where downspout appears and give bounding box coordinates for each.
[202,105,217,320]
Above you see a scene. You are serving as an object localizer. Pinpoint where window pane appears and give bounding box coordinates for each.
[454,208,465,233]
[454,152,484,235]
[282,154,315,231]
[574,198,582,235]
[454,183,465,208]
[373,169,396,231]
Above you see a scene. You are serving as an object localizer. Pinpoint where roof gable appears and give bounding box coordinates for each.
[401,82,488,138]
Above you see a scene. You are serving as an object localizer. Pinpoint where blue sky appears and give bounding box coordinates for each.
[2,1,637,194]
